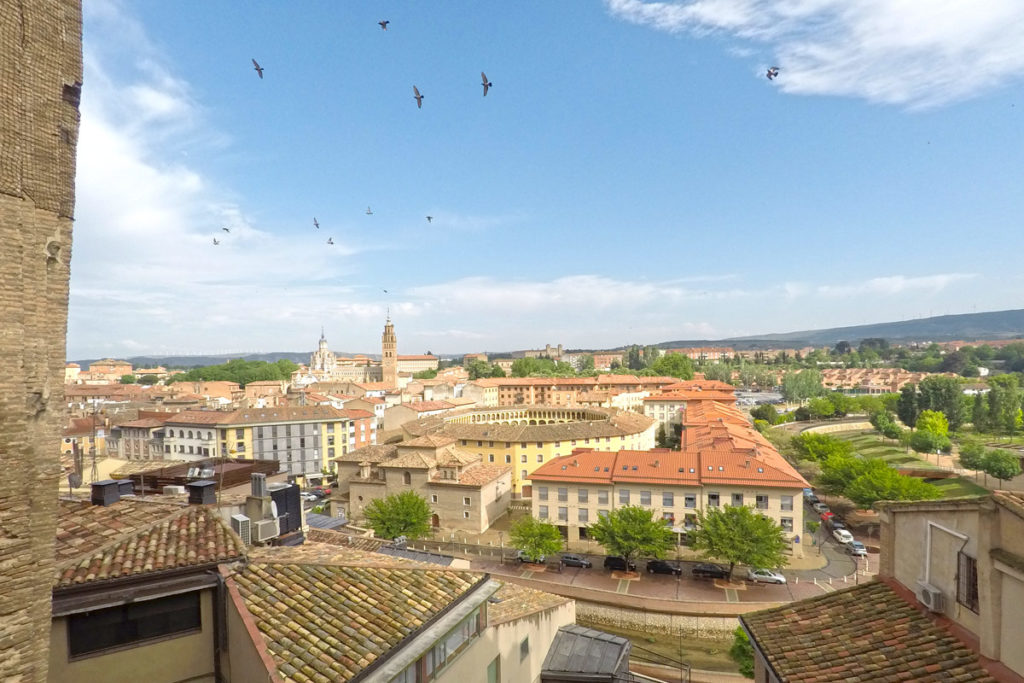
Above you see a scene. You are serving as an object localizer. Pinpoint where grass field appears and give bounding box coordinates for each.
[575,617,739,673]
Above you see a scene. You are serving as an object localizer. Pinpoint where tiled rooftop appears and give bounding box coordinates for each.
[54,499,245,588]
[741,580,997,682]
[230,558,481,681]
[487,580,572,626]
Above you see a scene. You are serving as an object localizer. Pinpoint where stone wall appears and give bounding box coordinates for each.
[575,601,739,638]
[0,1,82,680]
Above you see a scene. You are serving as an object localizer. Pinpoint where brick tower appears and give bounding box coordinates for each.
[382,315,397,388]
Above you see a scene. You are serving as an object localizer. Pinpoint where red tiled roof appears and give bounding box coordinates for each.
[398,354,438,360]
[164,409,232,426]
[400,400,454,412]
[430,463,510,486]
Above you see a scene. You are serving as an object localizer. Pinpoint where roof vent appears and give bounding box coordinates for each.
[653,460,659,468]
[251,473,267,498]
[718,466,724,471]
[91,480,120,506]
[689,468,695,473]
[187,480,217,505]
[677,467,684,472]
[115,479,134,497]
[631,466,638,471]
[757,467,764,473]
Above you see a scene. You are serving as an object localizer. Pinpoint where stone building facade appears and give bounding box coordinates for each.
[0,2,83,680]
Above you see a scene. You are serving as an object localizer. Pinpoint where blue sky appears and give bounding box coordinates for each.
[68,1,1024,359]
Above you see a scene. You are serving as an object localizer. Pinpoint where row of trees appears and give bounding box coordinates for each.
[957,440,1022,485]
[167,358,298,386]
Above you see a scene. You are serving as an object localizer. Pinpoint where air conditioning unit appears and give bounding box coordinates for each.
[253,518,280,543]
[163,485,186,495]
[231,514,252,546]
[917,583,945,612]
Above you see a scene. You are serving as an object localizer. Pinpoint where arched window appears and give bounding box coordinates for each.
[188,430,193,439]
[403,471,411,485]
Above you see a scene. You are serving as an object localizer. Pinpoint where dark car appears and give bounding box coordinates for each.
[560,554,592,568]
[603,556,637,572]
[828,518,847,532]
[646,560,682,576]
[691,563,729,579]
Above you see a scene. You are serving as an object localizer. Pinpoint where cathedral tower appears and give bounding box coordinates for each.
[382,315,397,388]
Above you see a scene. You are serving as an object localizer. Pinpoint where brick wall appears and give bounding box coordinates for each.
[0,1,82,680]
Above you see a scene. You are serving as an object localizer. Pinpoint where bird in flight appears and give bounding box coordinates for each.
[222,227,231,233]
[252,59,264,79]
[426,216,433,223]
[327,237,334,245]
[413,85,424,109]
[313,217,320,229]
[379,20,389,30]
[382,288,389,294]
[212,238,220,245]
[766,66,780,80]
[366,206,374,215]
[481,72,492,96]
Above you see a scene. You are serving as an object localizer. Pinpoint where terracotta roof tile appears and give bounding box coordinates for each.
[487,581,571,626]
[741,581,996,682]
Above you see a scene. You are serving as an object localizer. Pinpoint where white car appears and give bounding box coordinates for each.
[747,568,787,584]
[846,541,868,557]
[832,529,854,544]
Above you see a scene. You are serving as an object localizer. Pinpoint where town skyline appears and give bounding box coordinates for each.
[68,1,1024,358]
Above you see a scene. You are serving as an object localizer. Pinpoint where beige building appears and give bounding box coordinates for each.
[383,399,458,432]
[398,353,440,374]
[335,435,512,533]
[463,380,500,407]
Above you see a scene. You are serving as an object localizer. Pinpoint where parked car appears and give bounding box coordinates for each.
[691,563,729,580]
[516,550,546,564]
[802,488,814,499]
[747,568,787,584]
[846,541,868,557]
[832,529,854,544]
[828,518,847,532]
[300,492,319,502]
[603,556,637,572]
[646,560,683,576]
[812,502,830,514]
[820,511,835,523]
[560,554,592,568]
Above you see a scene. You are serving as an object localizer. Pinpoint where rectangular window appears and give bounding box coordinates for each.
[425,608,481,674]
[257,427,264,438]
[555,441,561,447]
[521,442,528,448]
[477,440,483,447]
[708,493,720,507]
[578,489,588,503]
[780,517,793,532]
[557,488,568,502]
[598,490,609,505]
[538,487,548,501]
[505,455,511,464]
[431,494,438,503]
[662,512,675,523]
[619,489,630,504]
[640,491,651,505]
[235,428,244,438]
[520,636,530,660]
[756,494,769,510]
[463,511,470,519]
[68,592,201,657]
[327,447,335,457]
[781,495,793,511]
[537,442,543,448]
[539,505,548,519]
[327,435,335,446]
[521,469,528,480]
[488,454,495,462]
[663,492,674,507]
[598,509,609,519]
[463,497,471,506]
[957,551,979,613]
[684,494,696,509]
[558,507,568,521]
[579,508,589,523]
[536,454,543,463]
[299,437,306,448]
[521,454,527,463]
[327,423,334,432]
[732,493,744,507]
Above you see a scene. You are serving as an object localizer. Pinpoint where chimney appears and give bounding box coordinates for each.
[251,472,268,498]
[116,479,135,497]
[187,480,217,505]
[91,480,120,506]
[653,460,659,468]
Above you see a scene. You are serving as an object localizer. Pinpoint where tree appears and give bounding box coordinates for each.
[781,370,823,403]
[362,491,432,540]
[729,626,755,679]
[750,404,779,425]
[971,393,988,431]
[896,385,919,428]
[982,449,1023,485]
[138,374,159,385]
[807,397,835,419]
[587,505,675,571]
[650,353,694,379]
[915,410,949,438]
[689,505,789,580]
[413,369,437,379]
[917,376,966,431]
[119,374,137,384]
[509,515,564,563]
[702,363,733,383]
[843,461,942,508]
[957,439,986,471]
[910,429,951,454]
[790,433,853,463]
[578,354,595,372]
[655,424,669,448]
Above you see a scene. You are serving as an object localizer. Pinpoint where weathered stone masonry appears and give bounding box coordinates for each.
[1,2,82,680]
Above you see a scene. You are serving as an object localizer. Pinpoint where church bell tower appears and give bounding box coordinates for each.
[382,315,397,387]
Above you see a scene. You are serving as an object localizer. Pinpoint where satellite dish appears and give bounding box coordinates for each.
[68,473,83,489]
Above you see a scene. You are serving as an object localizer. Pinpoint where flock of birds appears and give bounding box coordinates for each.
[216,19,494,248]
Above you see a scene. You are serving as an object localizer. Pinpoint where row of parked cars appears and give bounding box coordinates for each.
[516,552,786,583]
[803,488,867,557]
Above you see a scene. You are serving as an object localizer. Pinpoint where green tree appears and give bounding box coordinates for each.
[971,393,988,431]
[910,429,952,454]
[587,505,675,570]
[807,397,835,419]
[465,359,492,379]
[702,363,733,383]
[626,345,644,371]
[650,353,695,379]
[577,354,595,372]
[120,374,137,384]
[816,453,866,496]
[689,505,789,580]
[790,433,853,463]
[915,410,949,438]
[917,376,966,431]
[981,449,1023,485]
[362,491,433,540]
[729,626,755,679]
[413,369,437,379]
[750,404,779,425]
[781,370,823,403]
[509,515,564,563]
[138,374,159,385]
[844,461,942,508]
[896,384,919,428]
[957,440,986,470]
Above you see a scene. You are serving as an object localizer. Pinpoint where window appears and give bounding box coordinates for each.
[463,497,471,506]
[957,551,979,613]
[403,471,411,485]
[780,517,793,532]
[663,492,674,507]
[662,512,675,522]
[257,427,264,438]
[520,636,530,660]
[619,489,630,504]
[756,494,769,510]
[640,491,651,505]
[505,455,511,464]
[477,440,483,446]
[555,441,560,447]
[578,489,588,503]
[487,656,500,683]
[558,507,568,521]
[327,447,334,457]
[463,511,470,519]
[425,608,481,675]
[578,508,589,523]
[708,493,720,507]
[536,454,543,462]
[538,487,548,501]
[732,493,744,507]
[68,592,201,657]
[327,423,334,432]
[327,435,335,446]
[571,440,577,446]
[488,441,494,447]
[488,454,494,462]
[235,428,243,438]
[781,495,793,511]
[537,442,543,448]
[521,469,527,480]
[521,442,528,448]
[431,494,438,503]
[557,487,568,502]
[598,490,609,505]
[598,509,609,519]
[539,505,549,519]
[521,454,527,463]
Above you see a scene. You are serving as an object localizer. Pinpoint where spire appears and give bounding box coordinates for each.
[386,306,390,323]
[320,326,325,341]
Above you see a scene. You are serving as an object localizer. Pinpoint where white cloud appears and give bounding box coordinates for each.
[816,273,976,297]
[606,0,1024,107]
